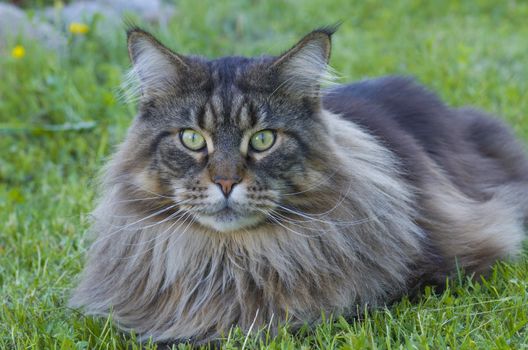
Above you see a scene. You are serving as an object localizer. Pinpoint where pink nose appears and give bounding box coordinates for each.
[213,176,242,197]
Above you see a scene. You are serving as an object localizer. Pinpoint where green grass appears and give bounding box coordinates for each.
[1,0,528,348]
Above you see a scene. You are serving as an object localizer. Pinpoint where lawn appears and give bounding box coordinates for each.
[1,0,528,349]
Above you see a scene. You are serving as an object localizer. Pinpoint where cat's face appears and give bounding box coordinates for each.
[122,28,334,232]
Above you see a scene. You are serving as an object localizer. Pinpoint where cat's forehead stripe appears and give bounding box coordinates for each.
[201,102,216,130]
[231,94,247,126]
[210,94,224,125]
[237,103,251,130]
[193,104,206,130]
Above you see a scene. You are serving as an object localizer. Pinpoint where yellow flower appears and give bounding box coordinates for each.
[69,22,89,35]
[11,45,25,59]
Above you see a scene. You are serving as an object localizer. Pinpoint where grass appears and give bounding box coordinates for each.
[1,0,528,348]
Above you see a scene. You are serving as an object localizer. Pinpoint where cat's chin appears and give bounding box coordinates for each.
[194,209,265,233]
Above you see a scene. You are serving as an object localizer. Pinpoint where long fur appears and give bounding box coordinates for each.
[70,28,528,345]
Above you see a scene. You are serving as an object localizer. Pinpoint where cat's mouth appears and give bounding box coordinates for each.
[214,207,239,220]
[193,205,266,233]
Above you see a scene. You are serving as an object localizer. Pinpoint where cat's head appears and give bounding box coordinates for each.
[115,27,338,233]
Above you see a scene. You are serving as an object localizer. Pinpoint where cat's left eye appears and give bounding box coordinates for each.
[180,129,206,151]
[250,130,276,152]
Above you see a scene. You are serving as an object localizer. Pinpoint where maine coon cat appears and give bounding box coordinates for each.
[70,26,528,344]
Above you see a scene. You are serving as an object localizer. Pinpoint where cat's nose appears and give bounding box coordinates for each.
[213,176,242,197]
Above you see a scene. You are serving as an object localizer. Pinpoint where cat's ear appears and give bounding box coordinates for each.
[124,28,191,101]
[271,27,338,99]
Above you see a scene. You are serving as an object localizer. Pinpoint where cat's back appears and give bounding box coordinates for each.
[323,76,528,198]
[323,76,468,162]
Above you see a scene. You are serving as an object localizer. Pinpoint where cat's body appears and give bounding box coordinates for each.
[325,77,528,275]
[70,28,528,344]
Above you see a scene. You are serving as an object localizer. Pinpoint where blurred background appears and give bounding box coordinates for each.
[1,1,527,348]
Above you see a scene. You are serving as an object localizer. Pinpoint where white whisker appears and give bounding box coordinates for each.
[91,203,180,247]
[113,211,194,261]
[258,209,317,239]
[281,169,338,196]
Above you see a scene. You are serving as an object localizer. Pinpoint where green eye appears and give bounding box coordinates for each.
[250,130,276,152]
[180,129,206,151]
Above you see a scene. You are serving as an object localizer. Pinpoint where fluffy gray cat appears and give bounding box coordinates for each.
[70,27,528,344]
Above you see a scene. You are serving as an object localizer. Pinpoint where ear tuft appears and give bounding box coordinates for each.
[312,22,341,38]
[272,27,339,99]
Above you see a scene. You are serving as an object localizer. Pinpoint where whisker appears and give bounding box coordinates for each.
[260,210,318,239]
[111,213,185,251]
[268,210,329,234]
[307,179,353,217]
[273,203,371,227]
[102,197,190,221]
[109,196,166,204]
[117,209,189,238]
[107,177,188,200]
[113,211,194,261]
[123,184,178,200]
[270,208,371,229]
[162,213,197,258]
[269,209,325,228]
[91,203,180,247]
[281,169,338,196]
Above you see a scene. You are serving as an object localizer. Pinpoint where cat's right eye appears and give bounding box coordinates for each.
[180,129,206,151]
[249,130,276,152]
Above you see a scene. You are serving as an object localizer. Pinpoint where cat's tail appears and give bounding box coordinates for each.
[507,184,528,229]
[497,183,528,229]
[458,107,528,228]
[420,155,528,277]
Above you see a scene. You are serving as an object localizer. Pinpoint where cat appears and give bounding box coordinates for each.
[70,26,528,344]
